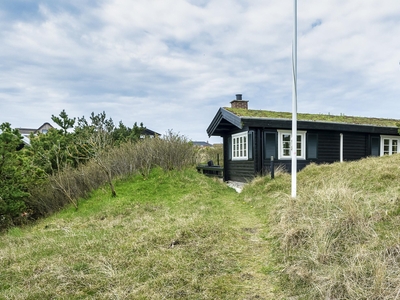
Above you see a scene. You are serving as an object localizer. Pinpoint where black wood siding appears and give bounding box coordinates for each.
[315,131,340,163]
[343,133,367,161]
[225,160,256,182]
[223,131,258,182]
[223,129,383,182]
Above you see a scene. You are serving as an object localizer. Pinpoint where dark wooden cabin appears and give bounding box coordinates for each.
[207,94,400,182]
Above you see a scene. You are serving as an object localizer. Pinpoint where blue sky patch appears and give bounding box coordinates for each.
[311,19,322,28]
[0,1,40,21]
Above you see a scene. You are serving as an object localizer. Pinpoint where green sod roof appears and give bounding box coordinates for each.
[225,107,400,128]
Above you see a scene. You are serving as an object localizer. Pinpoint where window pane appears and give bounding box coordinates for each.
[283,148,290,156]
[231,132,249,159]
[244,136,247,156]
[297,135,302,156]
[393,140,398,154]
[234,138,238,157]
[278,131,306,159]
[384,139,390,155]
[282,134,291,157]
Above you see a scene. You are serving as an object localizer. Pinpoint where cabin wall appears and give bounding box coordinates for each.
[223,135,257,182]
[343,132,367,160]
[315,131,340,163]
[223,129,382,182]
[225,161,256,182]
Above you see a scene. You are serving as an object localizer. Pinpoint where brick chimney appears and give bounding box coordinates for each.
[230,94,248,109]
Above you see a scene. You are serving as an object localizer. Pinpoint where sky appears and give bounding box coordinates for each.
[0,0,399,144]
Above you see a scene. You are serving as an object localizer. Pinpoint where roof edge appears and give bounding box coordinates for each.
[207,107,243,137]
[240,116,399,129]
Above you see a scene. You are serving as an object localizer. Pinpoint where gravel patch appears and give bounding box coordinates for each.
[226,181,246,193]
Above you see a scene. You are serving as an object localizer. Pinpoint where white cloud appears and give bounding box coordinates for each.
[0,0,399,143]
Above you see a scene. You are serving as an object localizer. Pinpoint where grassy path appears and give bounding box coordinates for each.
[0,168,275,299]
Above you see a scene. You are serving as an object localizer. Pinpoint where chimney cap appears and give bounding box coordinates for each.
[230,94,248,109]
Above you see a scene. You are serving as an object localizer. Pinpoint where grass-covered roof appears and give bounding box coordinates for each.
[225,107,400,128]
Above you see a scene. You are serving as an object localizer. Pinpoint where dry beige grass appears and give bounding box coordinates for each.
[267,155,400,299]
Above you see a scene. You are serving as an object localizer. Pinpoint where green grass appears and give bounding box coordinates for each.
[225,107,400,127]
[3,155,400,299]
[0,168,273,299]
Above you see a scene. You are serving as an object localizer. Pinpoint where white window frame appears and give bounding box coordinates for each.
[232,132,248,160]
[381,135,400,156]
[277,130,306,160]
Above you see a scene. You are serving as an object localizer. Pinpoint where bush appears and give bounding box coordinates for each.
[0,123,46,229]
[23,131,196,223]
[194,144,223,166]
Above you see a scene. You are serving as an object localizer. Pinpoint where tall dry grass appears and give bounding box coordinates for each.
[25,131,196,221]
[269,155,400,299]
[194,144,223,166]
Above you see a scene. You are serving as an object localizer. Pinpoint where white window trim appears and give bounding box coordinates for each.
[277,130,306,160]
[340,133,343,162]
[232,132,248,160]
[380,135,400,156]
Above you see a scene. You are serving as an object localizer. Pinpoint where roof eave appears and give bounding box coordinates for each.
[207,108,243,137]
[240,117,399,134]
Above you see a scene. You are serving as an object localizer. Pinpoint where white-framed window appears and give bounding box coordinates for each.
[277,130,306,160]
[232,132,248,160]
[381,135,400,156]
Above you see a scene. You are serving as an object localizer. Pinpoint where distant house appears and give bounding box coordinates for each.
[17,122,54,146]
[207,94,400,182]
[17,122,54,136]
[192,141,213,147]
[140,128,161,138]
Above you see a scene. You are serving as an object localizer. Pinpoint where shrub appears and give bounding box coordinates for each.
[194,144,223,166]
[0,123,46,229]
[23,131,196,222]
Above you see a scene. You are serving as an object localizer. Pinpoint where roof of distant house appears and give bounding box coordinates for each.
[192,141,213,147]
[142,128,160,136]
[17,122,54,135]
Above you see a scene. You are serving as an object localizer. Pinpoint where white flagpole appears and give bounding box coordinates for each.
[291,0,298,198]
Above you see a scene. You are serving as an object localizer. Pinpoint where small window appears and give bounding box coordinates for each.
[232,132,248,160]
[248,131,254,160]
[370,136,380,156]
[277,130,306,160]
[381,136,400,156]
[264,132,277,159]
[307,133,318,159]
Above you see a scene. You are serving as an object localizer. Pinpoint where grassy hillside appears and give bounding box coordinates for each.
[241,154,400,299]
[2,154,400,299]
[0,168,274,299]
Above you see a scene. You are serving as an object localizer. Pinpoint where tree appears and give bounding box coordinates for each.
[0,123,45,227]
[29,110,84,174]
[51,109,76,135]
[73,112,117,197]
[112,121,146,144]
